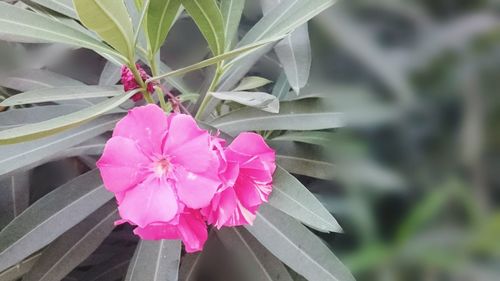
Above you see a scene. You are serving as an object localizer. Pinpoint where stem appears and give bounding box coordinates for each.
[195,65,222,120]
[149,58,169,111]
[128,62,154,104]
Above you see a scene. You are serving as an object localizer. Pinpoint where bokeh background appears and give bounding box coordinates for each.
[1,0,499,280]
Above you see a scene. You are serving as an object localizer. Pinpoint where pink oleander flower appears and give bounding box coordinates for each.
[121,64,155,102]
[96,104,221,251]
[202,133,276,228]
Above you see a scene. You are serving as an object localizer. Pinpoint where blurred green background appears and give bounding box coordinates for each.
[303,1,500,280]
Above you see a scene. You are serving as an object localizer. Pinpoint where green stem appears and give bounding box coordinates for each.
[195,65,222,120]
[149,58,169,112]
[128,62,154,104]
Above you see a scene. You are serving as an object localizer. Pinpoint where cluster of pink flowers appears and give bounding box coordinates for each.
[121,64,155,102]
[96,104,276,252]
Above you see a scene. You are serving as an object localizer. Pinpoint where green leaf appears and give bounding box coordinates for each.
[219,0,336,90]
[0,86,122,107]
[0,253,41,281]
[233,76,272,91]
[32,0,78,19]
[0,2,126,63]
[147,36,283,82]
[0,113,121,176]
[0,170,113,272]
[216,227,293,281]
[246,205,355,281]
[0,89,138,145]
[178,252,202,281]
[272,131,336,147]
[269,166,341,232]
[73,0,135,57]
[181,0,225,56]
[99,61,122,86]
[271,72,291,100]
[209,98,344,134]
[124,240,181,281]
[210,91,279,113]
[274,25,311,94]
[220,0,245,50]
[22,201,118,281]
[0,171,30,229]
[146,0,181,54]
[0,69,84,92]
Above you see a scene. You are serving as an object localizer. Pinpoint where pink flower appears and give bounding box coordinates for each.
[96,104,221,251]
[121,64,155,102]
[202,133,276,228]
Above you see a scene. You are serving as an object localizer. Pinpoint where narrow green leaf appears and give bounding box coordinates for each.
[216,227,293,281]
[73,0,135,56]
[269,166,341,232]
[0,2,125,63]
[0,69,84,92]
[220,0,245,50]
[178,253,202,281]
[22,201,118,281]
[0,171,30,229]
[0,86,121,107]
[124,240,181,281]
[211,91,279,113]
[0,113,121,176]
[246,205,355,281]
[271,72,291,100]
[277,155,335,180]
[0,170,113,272]
[0,89,138,145]
[147,36,283,82]
[233,76,272,91]
[0,253,41,281]
[210,99,344,134]
[219,0,336,90]
[99,61,122,86]
[272,131,336,147]
[181,0,225,56]
[146,0,181,54]
[32,0,77,19]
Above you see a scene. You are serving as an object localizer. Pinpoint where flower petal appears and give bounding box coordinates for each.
[133,223,179,240]
[202,187,238,228]
[174,165,220,209]
[119,176,178,228]
[226,132,276,164]
[96,136,150,193]
[113,104,169,155]
[164,114,216,173]
[177,211,208,253]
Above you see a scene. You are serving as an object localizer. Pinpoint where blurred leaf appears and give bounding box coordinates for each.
[181,0,225,56]
[276,146,335,181]
[32,0,77,19]
[219,0,336,90]
[0,86,121,107]
[0,2,125,63]
[0,171,30,229]
[178,252,202,281]
[269,166,341,232]
[211,91,279,113]
[220,0,245,50]
[272,131,335,147]
[0,69,84,92]
[216,227,293,281]
[0,113,121,176]
[99,61,122,86]
[146,0,181,54]
[232,76,272,91]
[73,0,135,57]
[271,72,291,100]
[0,253,41,281]
[0,89,137,145]
[80,254,131,281]
[210,98,344,134]
[124,240,181,281]
[22,201,118,281]
[0,169,113,272]
[246,205,355,281]
[274,25,311,94]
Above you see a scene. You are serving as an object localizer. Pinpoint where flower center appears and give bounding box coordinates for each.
[153,158,171,177]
